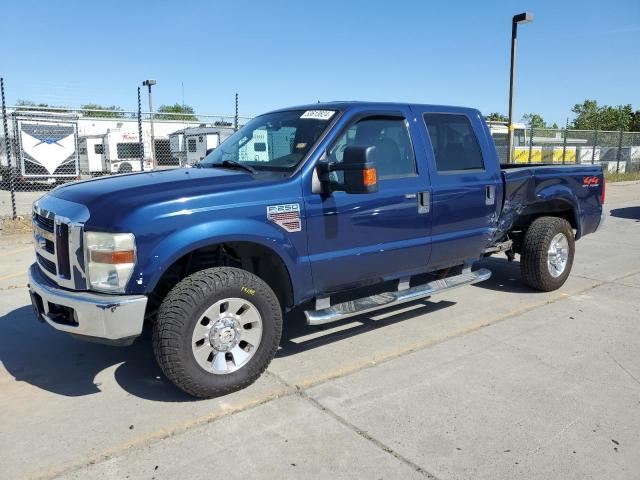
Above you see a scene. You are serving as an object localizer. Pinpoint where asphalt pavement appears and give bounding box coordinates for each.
[1,182,639,480]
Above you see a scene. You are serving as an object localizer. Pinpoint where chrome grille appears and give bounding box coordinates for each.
[33,212,55,232]
[32,198,88,290]
[36,253,56,275]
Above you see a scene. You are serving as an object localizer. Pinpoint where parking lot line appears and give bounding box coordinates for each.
[276,265,640,392]
[0,246,32,258]
[0,271,26,281]
[29,387,294,480]
[33,272,628,480]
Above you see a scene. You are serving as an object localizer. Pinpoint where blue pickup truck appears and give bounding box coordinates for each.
[28,102,605,397]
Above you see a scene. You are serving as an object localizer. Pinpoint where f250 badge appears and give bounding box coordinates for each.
[267,204,302,232]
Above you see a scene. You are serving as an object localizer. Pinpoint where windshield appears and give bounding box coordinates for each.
[199,109,336,172]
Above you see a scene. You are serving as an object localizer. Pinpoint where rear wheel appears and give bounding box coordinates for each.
[520,216,575,291]
[153,267,282,398]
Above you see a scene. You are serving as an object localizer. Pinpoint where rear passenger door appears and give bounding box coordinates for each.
[410,107,501,269]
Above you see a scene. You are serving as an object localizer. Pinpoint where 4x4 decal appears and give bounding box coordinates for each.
[583,176,600,186]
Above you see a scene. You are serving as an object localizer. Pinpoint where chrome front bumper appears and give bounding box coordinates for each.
[28,264,148,345]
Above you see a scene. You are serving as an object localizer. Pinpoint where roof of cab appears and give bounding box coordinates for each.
[268,101,481,117]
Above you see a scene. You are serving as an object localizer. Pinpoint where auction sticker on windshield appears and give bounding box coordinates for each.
[300,110,335,120]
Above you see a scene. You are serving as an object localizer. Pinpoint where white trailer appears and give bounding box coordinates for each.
[81,118,199,170]
[238,128,270,162]
[487,121,528,146]
[102,129,152,173]
[78,134,107,174]
[1,113,238,178]
[170,126,235,166]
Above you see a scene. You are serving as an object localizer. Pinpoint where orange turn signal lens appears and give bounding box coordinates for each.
[90,250,135,264]
[363,167,377,186]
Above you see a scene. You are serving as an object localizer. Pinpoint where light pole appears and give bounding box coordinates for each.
[507,11,533,164]
[142,79,157,168]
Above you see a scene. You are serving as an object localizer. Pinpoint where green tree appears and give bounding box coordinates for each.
[571,99,633,131]
[570,99,599,129]
[521,113,547,129]
[485,112,508,122]
[81,103,125,118]
[15,99,69,113]
[156,103,197,121]
[629,110,640,132]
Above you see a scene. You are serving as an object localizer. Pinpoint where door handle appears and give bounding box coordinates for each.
[485,185,496,205]
[418,191,430,214]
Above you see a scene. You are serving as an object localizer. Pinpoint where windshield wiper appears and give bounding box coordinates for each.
[210,160,256,174]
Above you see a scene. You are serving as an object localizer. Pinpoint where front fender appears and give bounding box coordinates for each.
[129,218,311,303]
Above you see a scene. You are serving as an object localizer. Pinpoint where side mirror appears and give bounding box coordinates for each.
[316,145,378,195]
[341,145,378,194]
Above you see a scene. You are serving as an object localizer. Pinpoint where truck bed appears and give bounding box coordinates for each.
[492,163,604,244]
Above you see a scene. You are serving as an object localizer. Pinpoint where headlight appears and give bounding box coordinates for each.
[85,232,136,292]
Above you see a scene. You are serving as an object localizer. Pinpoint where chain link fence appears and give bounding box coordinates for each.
[492,123,640,172]
[2,76,640,219]
[1,78,251,218]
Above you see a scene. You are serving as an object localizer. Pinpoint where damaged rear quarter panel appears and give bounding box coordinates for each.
[493,165,604,243]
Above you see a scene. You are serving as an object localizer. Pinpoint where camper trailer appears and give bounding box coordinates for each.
[101,129,152,173]
[170,126,235,166]
[78,134,107,175]
[1,113,239,181]
[487,121,528,146]
[169,125,293,167]
[80,118,188,171]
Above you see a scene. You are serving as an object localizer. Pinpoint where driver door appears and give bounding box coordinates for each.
[304,109,432,293]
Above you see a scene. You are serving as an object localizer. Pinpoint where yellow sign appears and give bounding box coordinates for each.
[513,147,542,163]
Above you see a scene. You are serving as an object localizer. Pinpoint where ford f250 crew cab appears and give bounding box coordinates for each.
[28,102,606,398]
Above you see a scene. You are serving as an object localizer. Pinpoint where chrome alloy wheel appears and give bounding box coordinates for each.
[547,232,569,278]
[191,298,263,375]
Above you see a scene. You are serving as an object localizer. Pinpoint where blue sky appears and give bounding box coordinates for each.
[2,0,639,124]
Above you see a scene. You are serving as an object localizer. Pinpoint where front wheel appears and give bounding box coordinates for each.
[153,267,282,398]
[520,216,575,291]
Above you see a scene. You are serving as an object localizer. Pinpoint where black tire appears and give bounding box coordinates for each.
[153,267,282,398]
[520,216,575,291]
[118,163,133,173]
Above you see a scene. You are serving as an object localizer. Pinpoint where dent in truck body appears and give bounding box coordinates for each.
[491,164,604,244]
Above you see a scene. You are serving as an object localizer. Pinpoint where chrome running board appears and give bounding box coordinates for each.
[305,268,491,326]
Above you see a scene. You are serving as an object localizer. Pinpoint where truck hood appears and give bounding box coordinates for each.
[50,168,278,226]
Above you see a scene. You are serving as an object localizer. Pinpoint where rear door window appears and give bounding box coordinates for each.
[423,113,484,172]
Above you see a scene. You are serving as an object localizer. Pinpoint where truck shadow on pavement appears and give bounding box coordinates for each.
[278,299,455,358]
[0,260,534,401]
[610,206,640,221]
[0,305,194,402]
[470,257,539,294]
[277,258,537,357]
